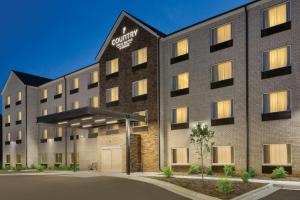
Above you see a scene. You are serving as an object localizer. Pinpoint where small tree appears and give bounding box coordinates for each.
[190,122,215,182]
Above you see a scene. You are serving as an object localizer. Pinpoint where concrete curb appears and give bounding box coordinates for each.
[231,184,279,200]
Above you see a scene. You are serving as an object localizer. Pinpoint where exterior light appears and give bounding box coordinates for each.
[95,119,106,123]
[71,122,80,127]
[58,121,68,125]
[82,124,92,128]
[81,117,93,121]
[106,120,118,124]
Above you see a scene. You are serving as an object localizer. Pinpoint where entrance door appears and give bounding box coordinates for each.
[101,147,122,172]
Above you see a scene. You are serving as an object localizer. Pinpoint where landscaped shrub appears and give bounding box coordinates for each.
[271,167,287,179]
[36,165,45,172]
[15,164,24,171]
[241,171,250,183]
[206,166,213,175]
[30,164,36,169]
[188,164,200,174]
[224,165,235,177]
[216,179,233,195]
[248,168,256,178]
[162,166,173,178]
[5,164,11,170]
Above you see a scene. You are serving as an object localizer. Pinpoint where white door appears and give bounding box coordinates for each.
[101,147,122,172]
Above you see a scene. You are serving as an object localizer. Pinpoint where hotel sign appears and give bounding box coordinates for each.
[111,27,138,50]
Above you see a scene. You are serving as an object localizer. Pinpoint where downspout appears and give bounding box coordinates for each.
[64,76,68,167]
[245,6,250,172]
[157,37,161,171]
[25,85,28,168]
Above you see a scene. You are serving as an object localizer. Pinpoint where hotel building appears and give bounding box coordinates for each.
[2,0,300,174]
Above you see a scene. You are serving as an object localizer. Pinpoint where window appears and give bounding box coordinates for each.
[17,91,22,101]
[17,131,22,140]
[6,95,11,106]
[7,115,11,123]
[92,128,98,134]
[57,127,63,137]
[42,129,48,139]
[132,47,147,66]
[106,58,119,75]
[42,89,48,99]
[71,152,80,163]
[263,91,290,113]
[91,71,99,83]
[90,96,99,108]
[263,46,290,71]
[172,72,189,91]
[6,133,11,141]
[106,124,119,131]
[106,87,119,103]
[56,105,63,113]
[73,78,79,89]
[263,144,291,165]
[172,107,188,124]
[18,111,22,121]
[72,101,80,109]
[213,146,234,165]
[172,148,189,164]
[133,110,148,127]
[57,83,63,95]
[40,153,48,163]
[263,2,290,29]
[55,153,63,163]
[172,39,189,57]
[212,23,232,45]
[212,100,233,119]
[132,79,147,97]
[16,154,22,164]
[42,109,48,116]
[6,155,11,163]
[212,61,233,82]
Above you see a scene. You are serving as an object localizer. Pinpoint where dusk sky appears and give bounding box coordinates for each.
[0,0,252,112]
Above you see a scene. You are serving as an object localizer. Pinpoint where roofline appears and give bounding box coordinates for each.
[1,71,25,96]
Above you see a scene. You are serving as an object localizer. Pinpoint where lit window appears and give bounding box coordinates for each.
[212,61,233,82]
[17,131,22,140]
[7,115,11,123]
[92,128,98,134]
[106,58,119,75]
[213,146,234,165]
[132,79,147,97]
[212,23,232,45]
[263,91,290,113]
[16,154,22,164]
[172,107,188,124]
[17,92,22,101]
[71,152,80,163]
[57,127,63,137]
[133,110,148,127]
[57,105,63,113]
[57,83,63,95]
[42,129,48,139]
[90,96,99,108]
[6,133,11,141]
[212,100,233,119]
[132,47,147,66]
[72,101,80,109]
[91,71,99,83]
[42,89,48,99]
[106,87,119,103]
[73,78,79,89]
[172,148,189,164]
[263,46,290,71]
[264,2,290,29]
[6,155,11,163]
[172,39,189,57]
[40,153,48,164]
[18,111,22,121]
[172,72,189,91]
[6,96,11,105]
[263,144,291,165]
[106,124,119,131]
[42,109,48,116]
[55,153,63,163]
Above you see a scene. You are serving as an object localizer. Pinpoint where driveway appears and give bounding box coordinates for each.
[260,189,300,200]
[0,175,190,200]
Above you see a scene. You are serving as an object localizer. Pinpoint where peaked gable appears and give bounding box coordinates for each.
[95,11,165,61]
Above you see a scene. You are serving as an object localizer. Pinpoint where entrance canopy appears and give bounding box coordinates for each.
[36,106,145,128]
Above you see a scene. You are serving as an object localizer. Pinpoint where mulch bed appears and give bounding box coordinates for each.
[150,177,266,200]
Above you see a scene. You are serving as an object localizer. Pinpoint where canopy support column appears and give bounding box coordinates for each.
[72,128,77,172]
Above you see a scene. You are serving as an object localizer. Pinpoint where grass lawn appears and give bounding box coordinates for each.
[151,177,266,200]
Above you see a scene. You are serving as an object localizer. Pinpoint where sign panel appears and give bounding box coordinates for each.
[111,27,138,50]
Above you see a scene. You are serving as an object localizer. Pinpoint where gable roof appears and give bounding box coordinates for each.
[12,70,52,87]
[95,10,166,61]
